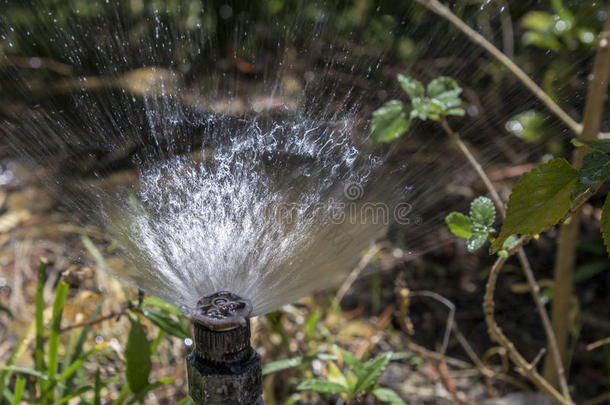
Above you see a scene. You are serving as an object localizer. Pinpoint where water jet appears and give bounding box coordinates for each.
[187,291,263,405]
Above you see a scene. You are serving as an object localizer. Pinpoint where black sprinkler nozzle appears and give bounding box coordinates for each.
[187,291,262,405]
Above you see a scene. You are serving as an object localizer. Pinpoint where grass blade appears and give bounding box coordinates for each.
[11,377,26,405]
[35,260,48,403]
[46,281,69,403]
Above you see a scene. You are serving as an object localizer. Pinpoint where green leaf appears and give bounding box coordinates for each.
[333,346,365,379]
[262,353,338,375]
[426,76,462,99]
[445,212,472,238]
[297,379,349,394]
[572,138,610,153]
[354,352,392,393]
[502,235,517,249]
[142,296,184,316]
[370,100,411,143]
[579,152,610,185]
[138,308,189,339]
[397,74,424,99]
[470,197,496,228]
[410,97,432,120]
[602,193,610,257]
[11,377,25,405]
[372,387,406,405]
[522,11,555,33]
[47,281,69,403]
[94,370,102,405]
[492,158,578,252]
[506,111,547,143]
[467,232,489,252]
[447,108,465,117]
[125,319,151,394]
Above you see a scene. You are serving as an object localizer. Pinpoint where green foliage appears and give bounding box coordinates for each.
[370,100,411,143]
[572,138,610,153]
[124,319,151,394]
[370,74,465,143]
[296,345,403,403]
[579,152,610,186]
[445,197,496,253]
[492,158,579,252]
[372,387,407,405]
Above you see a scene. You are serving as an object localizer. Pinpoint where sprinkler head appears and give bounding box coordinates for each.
[187,291,262,405]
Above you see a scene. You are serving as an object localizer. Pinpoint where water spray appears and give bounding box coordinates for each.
[187,291,263,404]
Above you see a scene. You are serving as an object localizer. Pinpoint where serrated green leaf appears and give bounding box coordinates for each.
[602,193,610,257]
[354,353,391,393]
[397,74,424,99]
[572,138,610,153]
[445,212,472,238]
[125,319,151,394]
[410,97,432,120]
[370,100,411,143]
[579,151,610,185]
[372,387,406,405]
[426,76,462,99]
[470,197,496,228]
[492,158,578,252]
[297,379,349,394]
[467,232,489,252]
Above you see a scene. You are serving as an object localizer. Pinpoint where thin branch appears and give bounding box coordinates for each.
[483,253,572,405]
[409,290,455,356]
[417,0,582,135]
[60,308,129,333]
[335,244,381,304]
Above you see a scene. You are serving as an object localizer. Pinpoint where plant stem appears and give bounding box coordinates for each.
[439,118,571,399]
[543,12,610,389]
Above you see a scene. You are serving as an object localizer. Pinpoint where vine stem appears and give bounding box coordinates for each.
[544,11,610,388]
[483,188,595,405]
[439,118,571,400]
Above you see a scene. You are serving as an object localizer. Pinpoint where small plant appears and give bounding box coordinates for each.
[296,346,405,404]
[370,74,464,143]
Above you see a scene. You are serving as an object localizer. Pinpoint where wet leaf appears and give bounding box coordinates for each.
[333,345,365,379]
[410,97,432,120]
[522,11,554,33]
[372,387,406,405]
[505,111,547,143]
[492,158,578,252]
[445,212,472,238]
[602,193,610,257]
[426,76,461,99]
[354,352,391,393]
[467,232,489,253]
[370,100,411,143]
[125,319,151,394]
[579,152,610,185]
[470,197,495,228]
[397,74,424,99]
[297,379,349,394]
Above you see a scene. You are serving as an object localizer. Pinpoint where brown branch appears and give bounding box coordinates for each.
[545,12,610,388]
[60,308,129,333]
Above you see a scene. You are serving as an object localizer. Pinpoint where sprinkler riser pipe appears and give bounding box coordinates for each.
[187,291,263,405]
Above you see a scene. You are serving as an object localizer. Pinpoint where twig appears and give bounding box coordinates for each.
[60,308,129,333]
[409,290,455,357]
[586,336,610,351]
[439,117,572,399]
[335,244,381,304]
[417,0,582,135]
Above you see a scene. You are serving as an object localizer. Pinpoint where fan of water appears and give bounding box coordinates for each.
[0,0,573,316]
